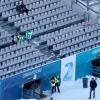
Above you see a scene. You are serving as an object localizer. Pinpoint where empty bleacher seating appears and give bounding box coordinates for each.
[0,0,99,79]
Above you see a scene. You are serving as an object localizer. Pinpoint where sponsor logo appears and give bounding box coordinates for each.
[23,68,42,78]
[63,62,73,81]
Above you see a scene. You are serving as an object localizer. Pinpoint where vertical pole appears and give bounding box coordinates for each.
[87,0,90,21]
[98,1,100,23]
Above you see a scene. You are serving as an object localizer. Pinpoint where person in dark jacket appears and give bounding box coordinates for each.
[16,1,22,13]
[89,78,97,99]
[11,34,18,44]
[54,75,60,93]
[16,0,29,14]
[51,76,56,94]
[20,1,29,14]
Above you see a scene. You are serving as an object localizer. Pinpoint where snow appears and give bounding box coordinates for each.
[41,77,100,100]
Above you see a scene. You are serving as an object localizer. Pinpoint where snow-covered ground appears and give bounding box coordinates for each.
[42,77,100,100]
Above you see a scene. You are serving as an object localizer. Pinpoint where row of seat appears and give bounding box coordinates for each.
[2,0,60,18]
[21,15,83,34]
[0,0,17,6]
[53,36,99,51]
[0,30,9,37]
[0,0,51,11]
[59,40,99,56]
[14,6,68,27]
[0,45,37,62]
[0,0,45,12]
[8,1,62,23]
[31,15,83,37]
[0,2,15,12]
[0,50,44,68]
[39,22,99,43]
[47,26,100,46]
[0,41,30,54]
[0,0,54,7]
[20,10,77,31]
[0,27,13,46]
[0,30,11,40]
[70,44,99,57]
[0,35,12,46]
[0,54,50,79]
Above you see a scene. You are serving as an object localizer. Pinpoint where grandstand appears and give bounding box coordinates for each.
[0,0,100,100]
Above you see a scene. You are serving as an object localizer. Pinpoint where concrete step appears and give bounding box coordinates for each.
[39,96,51,100]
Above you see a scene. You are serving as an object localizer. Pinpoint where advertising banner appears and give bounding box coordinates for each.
[1,60,61,100]
[76,46,100,79]
[61,54,76,84]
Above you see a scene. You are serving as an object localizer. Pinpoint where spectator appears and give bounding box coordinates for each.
[54,75,60,93]
[50,76,56,100]
[18,34,24,44]
[11,35,17,44]
[51,76,56,94]
[26,31,32,39]
[15,33,18,42]
[51,74,60,94]
[16,0,29,14]
[16,1,22,13]
[20,1,29,14]
[89,78,97,99]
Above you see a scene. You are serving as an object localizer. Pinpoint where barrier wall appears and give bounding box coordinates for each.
[2,66,43,100]
[76,46,100,79]
[0,60,61,100]
[60,46,100,83]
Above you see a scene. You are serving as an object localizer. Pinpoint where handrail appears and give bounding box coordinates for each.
[22,88,42,99]
[75,0,100,14]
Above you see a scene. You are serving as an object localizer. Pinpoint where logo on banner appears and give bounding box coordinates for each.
[61,55,76,83]
[22,68,42,78]
[63,62,73,81]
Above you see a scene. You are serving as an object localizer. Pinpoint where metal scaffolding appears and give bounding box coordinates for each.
[74,0,100,23]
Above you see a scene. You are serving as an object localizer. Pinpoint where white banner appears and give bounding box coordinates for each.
[61,55,76,84]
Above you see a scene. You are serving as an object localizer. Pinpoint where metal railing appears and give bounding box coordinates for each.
[22,89,34,99]
[73,0,100,23]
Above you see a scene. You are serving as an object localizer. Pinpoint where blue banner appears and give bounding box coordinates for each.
[1,60,61,100]
[76,46,100,79]
[0,80,3,100]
